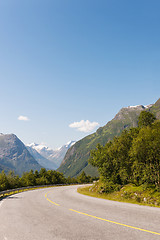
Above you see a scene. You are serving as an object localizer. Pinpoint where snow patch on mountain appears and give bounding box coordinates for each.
[26,141,76,169]
[127,105,142,108]
[127,104,153,109]
[144,104,153,108]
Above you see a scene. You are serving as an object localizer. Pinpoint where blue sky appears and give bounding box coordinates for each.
[0,0,160,149]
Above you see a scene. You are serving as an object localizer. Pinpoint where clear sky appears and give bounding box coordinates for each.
[0,0,160,149]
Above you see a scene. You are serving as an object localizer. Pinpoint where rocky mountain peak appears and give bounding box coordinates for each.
[113,104,153,121]
[0,134,41,175]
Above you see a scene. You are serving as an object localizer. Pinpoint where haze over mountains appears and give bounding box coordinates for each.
[58,98,160,178]
[26,141,75,170]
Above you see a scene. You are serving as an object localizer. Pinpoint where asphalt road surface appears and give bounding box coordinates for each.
[0,185,160,240]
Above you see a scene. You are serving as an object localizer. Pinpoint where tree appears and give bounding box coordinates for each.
[20,170,36,186]
[130,121,160,188]
[138,111,156,128]
[77,171,90,183]
[7,171,20,189]
[89,128,139,186]
[0,171,9,191]
[66,176,77,184]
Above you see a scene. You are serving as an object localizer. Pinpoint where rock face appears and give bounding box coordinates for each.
[58,99,160,178]
[0,134,42,175]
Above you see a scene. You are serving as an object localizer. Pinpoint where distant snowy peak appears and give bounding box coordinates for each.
[127,105,143,109]
[26,140,76,169]
[114,103,154,121]
[126,104,153,109]
[144,104,153,108]
[56,141,76,151]
[27,141,75,152]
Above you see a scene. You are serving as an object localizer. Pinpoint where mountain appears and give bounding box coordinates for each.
[0,134,42,175]
[58,99,160,178]
[148,98,160,119]
[26,141,75,169]
[26,145,58,170]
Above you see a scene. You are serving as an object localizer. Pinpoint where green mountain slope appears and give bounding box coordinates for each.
[149,98,160,119]
[58,99,160,178]
[0,134,42,175]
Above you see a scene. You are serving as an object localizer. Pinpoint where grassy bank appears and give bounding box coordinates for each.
[77,183,160,207]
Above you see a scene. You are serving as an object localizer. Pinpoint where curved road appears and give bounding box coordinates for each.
[0,185,160,240]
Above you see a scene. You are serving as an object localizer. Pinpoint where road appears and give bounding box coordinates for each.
[0,185,160,240]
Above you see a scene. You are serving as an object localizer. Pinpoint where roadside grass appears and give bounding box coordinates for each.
[77,183,160,207]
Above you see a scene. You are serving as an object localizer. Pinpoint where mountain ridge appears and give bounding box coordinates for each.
[58,99,160,178]
[0,134,42,175]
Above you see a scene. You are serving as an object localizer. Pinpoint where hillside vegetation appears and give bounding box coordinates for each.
[80,111,160,206]
[58,98,160,177]
[0,168,95,192]
[89,111,159,189]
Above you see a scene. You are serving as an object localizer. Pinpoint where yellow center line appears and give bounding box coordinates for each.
[45,191,160,236]
[69,209,160,236]
[45,191,60,206]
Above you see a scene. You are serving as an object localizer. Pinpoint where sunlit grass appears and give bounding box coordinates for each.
[77,184,160,208]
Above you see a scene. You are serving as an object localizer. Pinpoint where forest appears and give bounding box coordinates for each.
[89,111,160,193]
[0,168,93,192]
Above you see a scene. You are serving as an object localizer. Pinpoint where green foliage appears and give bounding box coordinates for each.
[66,176,77,184]
[0,168,67,191]
[89,128,139,187]
[20,168,67,187]
[21,170,36,186]
[0,168,94,191]
[77,171,92,183]
[130,121,160,188]
[138,111,156,127]
[0,171,9,191]
[7,171,20,189]
[89,114,160,192]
